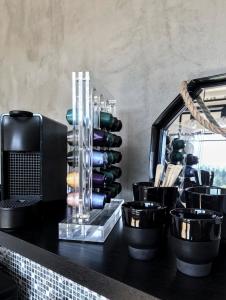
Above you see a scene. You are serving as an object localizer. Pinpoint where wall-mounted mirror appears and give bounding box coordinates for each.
[150,73,226,189]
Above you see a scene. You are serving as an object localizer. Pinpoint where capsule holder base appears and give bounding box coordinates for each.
[176,258,212,277]
[58,199,123,243]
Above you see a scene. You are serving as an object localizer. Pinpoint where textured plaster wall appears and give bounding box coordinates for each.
[0,0,226,198]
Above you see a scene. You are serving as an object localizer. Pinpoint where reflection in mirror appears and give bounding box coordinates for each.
[168,85,226,188]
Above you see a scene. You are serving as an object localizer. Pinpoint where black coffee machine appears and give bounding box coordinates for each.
[0,110,67,229]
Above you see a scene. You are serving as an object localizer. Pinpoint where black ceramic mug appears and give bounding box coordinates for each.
[133,182,178,208]
[170,208,223,277]
[122,201,167,260]
[132,181,154,201]
[185,186,226,239]
[133,185,178,228]
[145,186,178,212]
[185,186,226,213]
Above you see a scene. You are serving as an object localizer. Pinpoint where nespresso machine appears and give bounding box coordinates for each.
[0,110,67,229]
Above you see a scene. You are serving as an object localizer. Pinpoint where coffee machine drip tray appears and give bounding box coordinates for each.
[0,199,40,229]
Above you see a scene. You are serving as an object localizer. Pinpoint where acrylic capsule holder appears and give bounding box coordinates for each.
[58,72,123,242]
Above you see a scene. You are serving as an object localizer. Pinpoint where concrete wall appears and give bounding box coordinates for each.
[0,0,226,199]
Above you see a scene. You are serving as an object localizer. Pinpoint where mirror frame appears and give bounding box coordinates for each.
[149,73,226,179]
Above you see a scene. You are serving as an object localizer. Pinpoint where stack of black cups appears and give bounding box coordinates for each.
[121,181,224,277]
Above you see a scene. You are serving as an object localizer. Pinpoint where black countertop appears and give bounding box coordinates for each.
[1,203,226,300]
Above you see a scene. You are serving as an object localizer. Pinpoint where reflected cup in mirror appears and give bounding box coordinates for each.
[122,201,167,260]
[170,208,223,277]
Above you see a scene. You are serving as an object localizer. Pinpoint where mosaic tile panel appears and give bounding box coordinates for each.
[0,246,108,300]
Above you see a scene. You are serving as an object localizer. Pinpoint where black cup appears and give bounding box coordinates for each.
[185,186,226,239]
[185,186,226,213]
[145,186,178,214]
[122,201,166,260]
[170,208,223,277]
[133,186,178,228]
[132,181,154,201]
